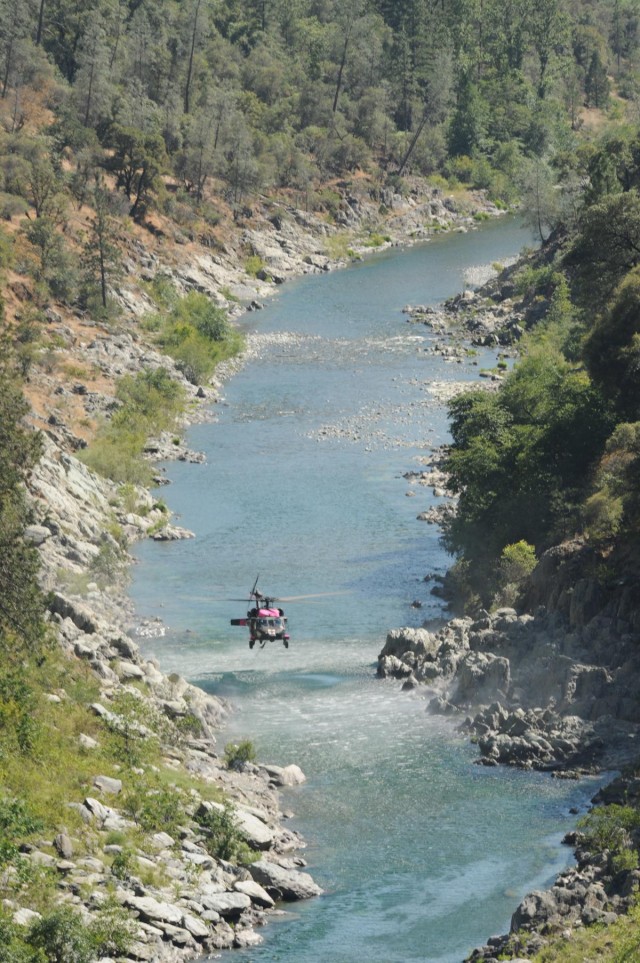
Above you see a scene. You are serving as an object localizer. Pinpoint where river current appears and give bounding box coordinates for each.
[132,218,602,963]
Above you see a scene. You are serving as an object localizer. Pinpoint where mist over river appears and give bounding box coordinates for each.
[131,218,604,962]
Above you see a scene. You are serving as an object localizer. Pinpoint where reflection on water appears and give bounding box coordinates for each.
[131,219,600,962]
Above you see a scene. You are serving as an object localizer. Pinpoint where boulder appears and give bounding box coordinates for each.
[54,833,73,859]
[455,652,510,703]
[123,895,183,926]
[262,764,306,786]
[379,627,440,662]
[234,879,275,908]
[234,809,276,850]
[198,891,251,918]
[93,775,123,795]
[248,858,322,900]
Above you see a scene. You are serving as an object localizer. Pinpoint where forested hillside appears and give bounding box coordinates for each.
[2,0,639,223]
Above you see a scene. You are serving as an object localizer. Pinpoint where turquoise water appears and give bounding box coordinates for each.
[131,219,602,962]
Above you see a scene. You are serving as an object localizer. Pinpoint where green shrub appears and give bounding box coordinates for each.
[122,777,183,834]
[196,804,254,864]
[153,293,244,385]
[80,367,188,483]
[224,739,257,769]
[363,233,390,247]
[0,796,43,867]
[28,907,94,963]
[578,804,640,867]
[499,541,537,584]
[79,425,153,486]
[245,254,265,277]
[90,899,135,956]
[110,847,136,880]
[0,914,34,962]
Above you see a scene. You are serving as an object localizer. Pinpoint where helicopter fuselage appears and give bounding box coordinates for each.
[231,606,289,648]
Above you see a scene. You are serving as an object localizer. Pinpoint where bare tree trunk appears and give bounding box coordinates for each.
[184,0,202,115]
[35,0,45,45]
[397,110,428,177]
[332,26,352,114]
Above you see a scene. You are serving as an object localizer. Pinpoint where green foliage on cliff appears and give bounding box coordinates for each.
[80,366,187,484]
[155,291,245,385]
[443,335,613,603]
[0,355,45,655]
[195,803,254,865]
[530,898,640,962]
[442,103,640,606]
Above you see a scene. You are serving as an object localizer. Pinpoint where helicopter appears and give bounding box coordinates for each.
[229,577,343,649]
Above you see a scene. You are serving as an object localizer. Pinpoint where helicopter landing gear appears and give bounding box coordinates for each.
[283,639,289,648]
[249,639,255,649]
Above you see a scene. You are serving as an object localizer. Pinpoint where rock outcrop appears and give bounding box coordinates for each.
[379,605,640,772]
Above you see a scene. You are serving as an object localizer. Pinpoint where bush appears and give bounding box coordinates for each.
[245,254,265,277]
[224,739,257,770]
[28,907,94,963]
[196,804,254,864]
[110,846,136,880]
[0,915,34,962]
[122,777,183,834]
[80,367,187,484]
[0,796,43,867]
[499,541,537,584]
[90,899,135,957]
[153,293,244,385]
[578,804,640,868]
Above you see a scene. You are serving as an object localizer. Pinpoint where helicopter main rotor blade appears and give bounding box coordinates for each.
[273,591,351,602]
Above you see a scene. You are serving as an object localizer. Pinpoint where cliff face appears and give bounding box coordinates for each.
[380,540,640,773]
[17,430,322,961]
[523,538,640,636]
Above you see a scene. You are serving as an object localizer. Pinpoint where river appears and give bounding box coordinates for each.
[131,217,602,963]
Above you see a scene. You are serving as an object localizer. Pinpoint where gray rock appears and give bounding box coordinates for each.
[150,832,175,849]
[199,891,251,918]
[248,858,322,900]
[234,809,276,850]
[234,879,275,908]
[116,661,145,681]
[83,797,110,822]
[124,895,183,926]
[54,833,73,859]
[29,851,56,868]
[24,525,52,545]
[234,927,264,948]
[14,908,42,926]
[93,775,123,795]
[181,913,210,938]
[262,763,306,786]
